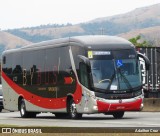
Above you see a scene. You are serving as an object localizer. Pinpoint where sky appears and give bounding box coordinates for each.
[0,0,160,30]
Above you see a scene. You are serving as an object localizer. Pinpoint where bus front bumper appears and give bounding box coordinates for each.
[96,98,143,113]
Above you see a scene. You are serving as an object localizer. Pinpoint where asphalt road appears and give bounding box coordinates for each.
[0,110,160,127]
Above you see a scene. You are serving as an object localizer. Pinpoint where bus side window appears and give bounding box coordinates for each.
[79,62,89,88]
[3,56,6,64]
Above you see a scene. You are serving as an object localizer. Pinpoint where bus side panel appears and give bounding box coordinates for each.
[2,76,67,112]
[2,78,19,111]
[2,45,82,112]
[2,53,18,111]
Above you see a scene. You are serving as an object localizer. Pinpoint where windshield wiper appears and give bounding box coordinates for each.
[106,71,116,91]
[117,67,133,91]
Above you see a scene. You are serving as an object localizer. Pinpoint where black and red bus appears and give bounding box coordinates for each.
[1,35,149,119]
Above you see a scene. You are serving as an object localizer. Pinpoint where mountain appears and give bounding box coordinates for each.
[7,25,85,43]
[83,3,160,35]
[91,3,160,25]
[0,31,32,55]
[2,3,160,51]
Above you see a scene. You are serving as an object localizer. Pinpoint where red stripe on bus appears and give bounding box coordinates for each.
[2,71,82,109]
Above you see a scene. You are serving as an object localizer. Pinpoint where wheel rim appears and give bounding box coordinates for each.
[70,102,76,118]
[21,103,25,116]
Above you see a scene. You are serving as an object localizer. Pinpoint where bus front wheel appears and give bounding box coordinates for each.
[112,111,124,119]
[68,99,82,119]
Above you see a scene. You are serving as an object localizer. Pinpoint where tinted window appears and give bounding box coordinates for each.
[46,46,72,74]
[12,52,22,75]
[46,47,59,72]
[71,46,85,69]
[2,53,13,75]
[71,46,85,81]
[3,56,6,64]
[22,50,45,85]
[59,47,72,72]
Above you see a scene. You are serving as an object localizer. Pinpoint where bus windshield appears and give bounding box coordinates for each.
[90,50,141,92]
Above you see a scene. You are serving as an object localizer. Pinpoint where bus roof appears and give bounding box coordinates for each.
[3,35,134,55]
[70,35,134,50]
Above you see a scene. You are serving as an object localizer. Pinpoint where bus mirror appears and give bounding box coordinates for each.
[137,52,150,71]
[79,62,90,88]
[78,55,90,67]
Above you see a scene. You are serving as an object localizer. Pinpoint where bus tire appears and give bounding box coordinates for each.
[0,108,2,112]
[112,111,124,119]
[68,99,82,119]
[29,112,37,118]
[55,113,68,119]
[20,99,36,118]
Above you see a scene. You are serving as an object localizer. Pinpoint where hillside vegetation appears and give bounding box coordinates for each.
[119,26,160,46]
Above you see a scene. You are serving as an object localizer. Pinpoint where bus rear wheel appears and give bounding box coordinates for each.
[112,111,124,119]
[68,99,82,119]
[20,99,36,118]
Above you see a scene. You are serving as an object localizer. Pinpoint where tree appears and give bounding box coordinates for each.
[129,35,150,47]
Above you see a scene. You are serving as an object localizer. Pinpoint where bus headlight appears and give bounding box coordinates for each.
[140,103,143,111]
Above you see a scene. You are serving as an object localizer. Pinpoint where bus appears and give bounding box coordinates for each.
[1,35,150,119]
